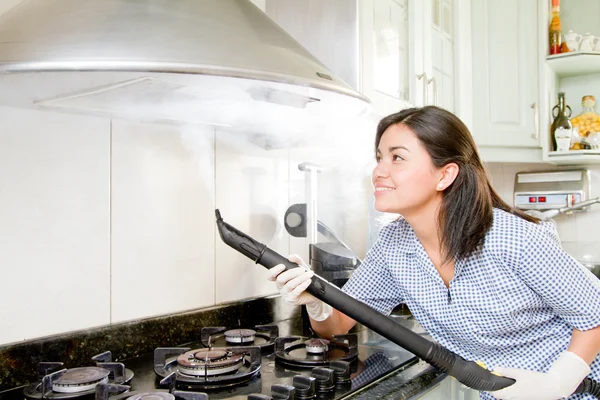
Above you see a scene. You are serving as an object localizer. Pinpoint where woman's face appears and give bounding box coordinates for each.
[372,123,442,216]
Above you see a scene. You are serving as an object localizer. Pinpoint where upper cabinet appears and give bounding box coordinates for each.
[470,0,543,161]
[424,0,458,112]
[265,0,465,119]
[358,0,414,115]
[359,0,460,115]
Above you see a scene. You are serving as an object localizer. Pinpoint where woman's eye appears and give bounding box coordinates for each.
[393,154,404,161]
[375,155,382,162]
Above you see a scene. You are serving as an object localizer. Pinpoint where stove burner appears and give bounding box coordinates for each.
[224,328,256,344]
[275,334,358,368]
[22,351,134,400]
[304,339,329,354]
[201,324,278,354]
[176,349,244,376]
[53,367,110,393]
[154,346,262,389]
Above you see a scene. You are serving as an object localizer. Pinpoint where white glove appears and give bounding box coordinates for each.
[489,351,590,400]
[267,254,333,321]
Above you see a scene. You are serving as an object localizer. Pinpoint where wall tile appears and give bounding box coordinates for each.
[0,107,110,344]
[214,129,289,304]
[110,121,216,323]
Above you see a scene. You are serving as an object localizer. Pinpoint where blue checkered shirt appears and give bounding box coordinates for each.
[343,208,600,399]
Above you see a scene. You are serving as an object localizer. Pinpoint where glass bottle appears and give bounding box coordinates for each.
[570,96,600,149]
[550,92,572,152]
[549,0,562,55]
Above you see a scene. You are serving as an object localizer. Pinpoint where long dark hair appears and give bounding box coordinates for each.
[376,106,538,262]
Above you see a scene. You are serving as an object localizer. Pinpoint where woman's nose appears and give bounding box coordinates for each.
[373,160,389,179]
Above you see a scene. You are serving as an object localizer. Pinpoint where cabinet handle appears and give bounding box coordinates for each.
[427,76,438,106]
[417,72,428,105]
[531,102,539,139]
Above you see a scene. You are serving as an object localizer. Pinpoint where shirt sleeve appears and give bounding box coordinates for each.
[517,221,600,331]
[342,223,404,315]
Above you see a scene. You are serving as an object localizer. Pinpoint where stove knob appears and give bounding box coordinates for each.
[329,360,351,384]
[292,375,316,399]
[272,384,296,400]
[311,367,335,392]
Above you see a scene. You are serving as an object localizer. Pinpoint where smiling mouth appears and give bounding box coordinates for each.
[375,187,395,192]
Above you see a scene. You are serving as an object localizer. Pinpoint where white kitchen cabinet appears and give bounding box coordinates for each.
[358,0,416,115]
[443,378,480,400]
[264,0,466,118]
[470,0,543,160]
[427,0,457,112]
[360,0,462,114]
[413,381,447,400]
[413,377,479,400]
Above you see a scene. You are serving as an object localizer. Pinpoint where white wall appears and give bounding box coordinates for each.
[0,104,374,344]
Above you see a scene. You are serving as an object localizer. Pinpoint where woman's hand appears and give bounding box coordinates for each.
[489,352,590,400]
[267,254,332,321]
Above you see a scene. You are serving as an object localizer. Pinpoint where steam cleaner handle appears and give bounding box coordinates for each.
[213,210,514,392]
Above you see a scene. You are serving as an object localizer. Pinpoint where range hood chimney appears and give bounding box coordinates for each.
[0,0,369,133]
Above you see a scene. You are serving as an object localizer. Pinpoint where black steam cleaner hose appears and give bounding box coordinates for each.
[215,210,600,396]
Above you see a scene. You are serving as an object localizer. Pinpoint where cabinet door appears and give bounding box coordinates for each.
[471,0,541,148]
[449,380,480,400]
[414,377,451,400]
[416,377,480,400]
[359,0,416,116]
[427,0,456,112]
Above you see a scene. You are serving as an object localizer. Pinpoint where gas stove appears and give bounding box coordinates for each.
[6,319,418,400]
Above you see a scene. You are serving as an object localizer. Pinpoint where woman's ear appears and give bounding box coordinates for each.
[437,163,459,191]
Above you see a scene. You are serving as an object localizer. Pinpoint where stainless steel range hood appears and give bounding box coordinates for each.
[0,0,369,133]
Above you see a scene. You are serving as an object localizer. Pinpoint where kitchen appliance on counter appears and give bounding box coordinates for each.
[514,169,599,219]
[2,319,417,400]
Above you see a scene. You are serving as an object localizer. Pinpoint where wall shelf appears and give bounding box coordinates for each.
[546,52,600,78]
[547,150,600,165]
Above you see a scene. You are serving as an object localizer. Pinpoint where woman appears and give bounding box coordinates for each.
[268,106,600,400]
